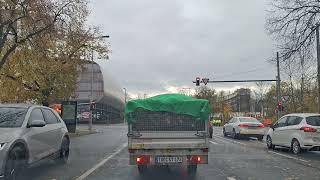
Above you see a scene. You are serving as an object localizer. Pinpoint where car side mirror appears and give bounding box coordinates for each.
[29,120,46,128]
[270,124,275,130]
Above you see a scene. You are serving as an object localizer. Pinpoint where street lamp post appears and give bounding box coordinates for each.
[88,35,109,131]
[123,88,127,104]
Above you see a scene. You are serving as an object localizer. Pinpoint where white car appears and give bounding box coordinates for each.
[223,117,265,140]
[0,104,70,180]
[266,113,320,154]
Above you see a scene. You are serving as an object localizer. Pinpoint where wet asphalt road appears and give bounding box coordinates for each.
[22,125,320,180]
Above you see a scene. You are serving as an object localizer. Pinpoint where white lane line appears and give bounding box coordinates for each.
[75,143,127,180]
[212,135,247,146]
[209,141,218,145]
[268,150,309,163]
[227,177,237,180]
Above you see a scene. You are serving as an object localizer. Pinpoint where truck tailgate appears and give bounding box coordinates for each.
[129,132,208,149]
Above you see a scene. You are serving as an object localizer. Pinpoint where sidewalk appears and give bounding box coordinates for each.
[68,125,99,138]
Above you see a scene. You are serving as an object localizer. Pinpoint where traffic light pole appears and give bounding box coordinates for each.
[316,25,320,113]
[276,52,282,120]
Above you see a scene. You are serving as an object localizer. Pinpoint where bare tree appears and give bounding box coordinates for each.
[266,0,320,59]
[254,82,270,117]
[266,0,320,112]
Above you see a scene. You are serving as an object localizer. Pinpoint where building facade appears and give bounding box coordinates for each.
[73,62,125,124]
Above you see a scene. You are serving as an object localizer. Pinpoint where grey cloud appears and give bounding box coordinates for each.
[89,0,276,95]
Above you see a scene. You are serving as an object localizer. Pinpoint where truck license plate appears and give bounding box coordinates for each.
[155,156,183,164]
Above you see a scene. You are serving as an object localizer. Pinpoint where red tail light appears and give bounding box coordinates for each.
[258,124,265,128]
[300,127,317,132]
[136,156,150,165]
[197,156,201,163]
[238,124,249,128]
[188,156,202,164]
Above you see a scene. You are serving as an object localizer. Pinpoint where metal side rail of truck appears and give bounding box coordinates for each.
[125,94,210,175]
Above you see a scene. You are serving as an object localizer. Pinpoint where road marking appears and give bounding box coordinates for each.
[268,150,309,163]
[227,177,237,180]
[75,143,127,180]
[212,135,247,146]
[209,141,218,145]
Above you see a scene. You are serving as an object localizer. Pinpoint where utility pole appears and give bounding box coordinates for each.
[89,48,94,131]
[316,25,320,113]
[123,88,127,104]
[276,52,281,120]
[238,94,241,113]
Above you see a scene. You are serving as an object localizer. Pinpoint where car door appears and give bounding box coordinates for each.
[24,108,53,162]
[227,118,236,133]
[225,118,234,133]
[41,108,64,154]
[272,116,288,145]
[282,116,303,147]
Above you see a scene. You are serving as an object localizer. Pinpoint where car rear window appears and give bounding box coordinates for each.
[306,116,320,126]
[239,117,260,123]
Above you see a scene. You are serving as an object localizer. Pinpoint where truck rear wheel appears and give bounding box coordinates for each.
[138,165,147,174]
[187,165,197,175]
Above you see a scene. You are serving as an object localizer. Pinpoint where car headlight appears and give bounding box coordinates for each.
[0,143,6,150]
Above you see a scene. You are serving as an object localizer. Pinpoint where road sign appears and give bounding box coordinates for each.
[61,101,77,133]
[202,78,209,85]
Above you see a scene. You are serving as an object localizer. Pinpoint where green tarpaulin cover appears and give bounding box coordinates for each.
[125,94,209,124]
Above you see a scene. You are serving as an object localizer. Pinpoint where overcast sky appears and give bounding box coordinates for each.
[88,0,276,98]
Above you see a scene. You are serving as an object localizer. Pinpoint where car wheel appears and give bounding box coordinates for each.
[223,128,227,137]
[57,137,70,164]
[231,129,238,139]
[187,165,197,176]
[258,135,263,141]
[266,136,275,149]
[4,146,27,180]
[291,139,301,155]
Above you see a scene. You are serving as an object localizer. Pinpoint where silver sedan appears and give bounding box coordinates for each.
[223,117,265,140]
[0,104,69,180]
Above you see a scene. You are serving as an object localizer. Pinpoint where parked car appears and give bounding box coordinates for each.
[223,117,265,140]
[0,104,70,180]
[266,113,320,154]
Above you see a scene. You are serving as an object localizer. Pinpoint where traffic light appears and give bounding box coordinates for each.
[196,77,200,86]
[277,101,284,111]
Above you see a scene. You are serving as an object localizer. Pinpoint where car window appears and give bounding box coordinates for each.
[239,117,260,123]
[29,108,45,122]
[287,116,303,126]
[42,109,59,124]
[306,116,320,126]
[276,117,287,128]
[0,107,28,128]
[228,118,234,123]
